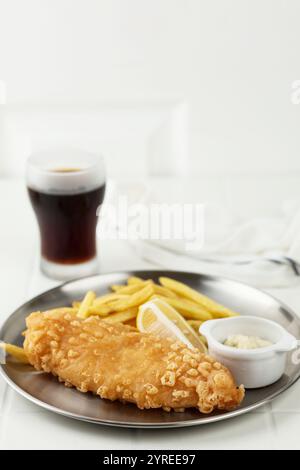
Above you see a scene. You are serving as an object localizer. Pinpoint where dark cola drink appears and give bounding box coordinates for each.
[28,181,105,264]
[26,151,106,280]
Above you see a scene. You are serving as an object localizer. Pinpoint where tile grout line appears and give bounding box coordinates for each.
[270,410,300,413]
[258,403,277,450]
[266,402,277,430]
[0,383,11,419]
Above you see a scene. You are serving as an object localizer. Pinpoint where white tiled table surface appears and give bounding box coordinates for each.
[0,178,300,450]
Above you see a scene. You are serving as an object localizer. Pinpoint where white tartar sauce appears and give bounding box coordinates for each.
[224,334,272,349]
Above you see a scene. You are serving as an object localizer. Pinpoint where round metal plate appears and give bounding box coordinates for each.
[1,270,300,428]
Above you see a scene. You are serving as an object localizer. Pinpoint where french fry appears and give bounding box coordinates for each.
[72,301,81,309]
[127,276,144,285]
[152,295,212,321]
[112,281,176,298]
[108,284,154,312]
[77,290,97,318]
[88,301,131,318]
[111,284,121,292]
[208,310,239,319]
[110,281,151,295]
[86,306,111,317]
[126,318,138,327]
[159,277,238,318]
[104,308,138,324]
[93,293,130,306]
[152,285,177,298]
[187,320,203,332]
[0,343,29,364]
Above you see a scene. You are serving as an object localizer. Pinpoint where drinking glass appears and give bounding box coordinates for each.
[26,149,106,280]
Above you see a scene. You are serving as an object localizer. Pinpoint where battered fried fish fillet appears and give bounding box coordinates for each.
[23,308,244,414]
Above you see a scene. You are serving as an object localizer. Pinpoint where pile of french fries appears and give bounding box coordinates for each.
[1,276,239,363]
[74,276,238,332]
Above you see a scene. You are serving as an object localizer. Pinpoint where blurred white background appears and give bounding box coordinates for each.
[0,0,300,212]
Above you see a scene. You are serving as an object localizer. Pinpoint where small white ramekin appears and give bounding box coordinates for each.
[200,316,299,389]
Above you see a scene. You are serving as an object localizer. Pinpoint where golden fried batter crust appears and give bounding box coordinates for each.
[23,308,244,413]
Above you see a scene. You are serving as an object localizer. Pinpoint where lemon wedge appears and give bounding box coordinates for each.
[137,297,207,352]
